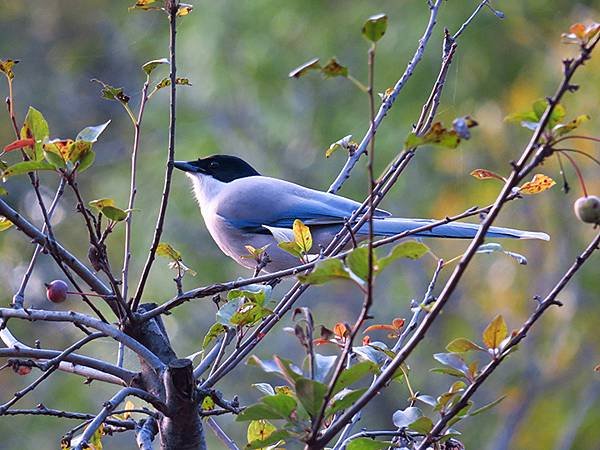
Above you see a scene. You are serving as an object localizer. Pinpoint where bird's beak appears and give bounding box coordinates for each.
[174,160,205,173]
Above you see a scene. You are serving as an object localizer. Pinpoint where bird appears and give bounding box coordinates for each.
[174,155,549,273]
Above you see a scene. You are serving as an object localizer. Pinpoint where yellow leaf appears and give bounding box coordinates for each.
[292,219,312,254]
[519,174,556,195]
[123,400,135,420]
[0,216,13,232]
[247,420,276,445]
[177,3,193,16]
[482,315,508,350]
[156,242,182,261]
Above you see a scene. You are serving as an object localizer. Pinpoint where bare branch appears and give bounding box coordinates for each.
[3,405,136,429]
[131,2,179,311]
[206,417,241,450]
[0,308,165,372]
[0,332,106,413]
[136,417,159,450]
[75,387,168,450]
[12,178,66,309]
[0,198,114,300]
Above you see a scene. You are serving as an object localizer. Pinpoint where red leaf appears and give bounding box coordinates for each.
[364,324,397,333]
[4,138,35,152]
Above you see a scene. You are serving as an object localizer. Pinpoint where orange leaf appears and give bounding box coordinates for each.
[470,169,505,182]
[569,23,586,38]
[313,338,334,346]
[363,324,397,334]
[519,174,556,195]
[392,318,406,330]
[333,322,349,338]
[3,138,35,152]
[362,335,371,345]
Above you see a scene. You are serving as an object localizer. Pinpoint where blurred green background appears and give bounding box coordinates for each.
[1,1,599,449]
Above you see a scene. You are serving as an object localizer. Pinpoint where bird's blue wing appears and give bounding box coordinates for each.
[216,176,389,231]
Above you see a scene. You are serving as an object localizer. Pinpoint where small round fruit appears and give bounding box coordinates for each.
[46,279,69,303]
[574,195,600,224]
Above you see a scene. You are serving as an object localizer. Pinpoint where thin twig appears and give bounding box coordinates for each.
[328,0,443,193]
[12,178,66,309]
[206,417,241,450]
[131,4,179,311]
[0,332,106,413]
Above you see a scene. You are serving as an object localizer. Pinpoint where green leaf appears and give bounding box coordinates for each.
[321,58,349,78]
[142,58,169,75]
[278,241,303,258]
[2,160,55,179]
[20,107,49,160]
[76,120,111,143]
[0,187,7,196]
[430,367,467,378]
[289,57,321,78]
[482,315,508,350]
[332,361,378,394]
[77,150,96,172]
[261,394,297,419]
[237,403,288,421]
[297,258,351,285]
[347,437,394,450]
[67,140,93,164]
[156,242,182,261]
[446,338,486,353]
[433,353,469,374]
[469,395,507,417]
[88,198,128,222]
[326,388,367,417]
[228,284,272,305]
[293,219,312,254]
[409,416,434,434]
[504,110,539,124]
[325,134,355,158]
[44,149,66,170]
[295,378,327,418]
[101,206,128,222]
[346,247,370,281]
[92,79,130,103]
[201,323,227,351]
[231,304,272,327]
[392,406,422,428]
[362,13,388,43]
[0,216,13,232]
[377,241,429,271]
[532,99,566,127]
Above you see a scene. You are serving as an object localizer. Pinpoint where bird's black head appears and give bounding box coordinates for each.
[174,155,260,182]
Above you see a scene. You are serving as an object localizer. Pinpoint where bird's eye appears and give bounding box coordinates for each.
[209,161,219,169]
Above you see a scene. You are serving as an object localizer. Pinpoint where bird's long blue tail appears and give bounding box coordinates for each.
[362,218,549,240]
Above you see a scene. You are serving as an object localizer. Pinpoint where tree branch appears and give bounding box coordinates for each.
[0,308,165,372]
[131,0,179,311]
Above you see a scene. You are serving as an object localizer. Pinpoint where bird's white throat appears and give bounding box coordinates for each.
[186,173,226,210]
